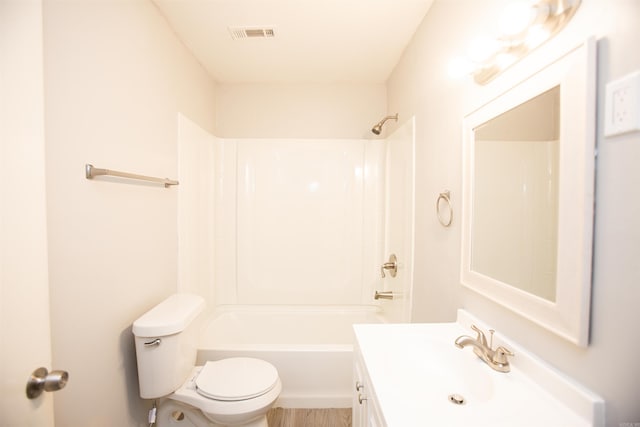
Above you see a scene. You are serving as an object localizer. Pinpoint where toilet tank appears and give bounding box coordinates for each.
[132,294,205,399]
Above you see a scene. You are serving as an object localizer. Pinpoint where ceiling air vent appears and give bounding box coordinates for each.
[229,26,276,40]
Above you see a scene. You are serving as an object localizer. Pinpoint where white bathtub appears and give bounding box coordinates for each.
[196,305,385,408]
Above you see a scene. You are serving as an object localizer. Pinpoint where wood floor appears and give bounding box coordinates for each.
[267,408,352,427]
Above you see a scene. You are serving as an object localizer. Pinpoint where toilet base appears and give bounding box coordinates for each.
[156,399,269,427]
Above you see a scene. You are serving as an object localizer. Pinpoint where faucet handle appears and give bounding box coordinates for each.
[470,324,487,346]
[492,346,514,365]
[380,254,398,278]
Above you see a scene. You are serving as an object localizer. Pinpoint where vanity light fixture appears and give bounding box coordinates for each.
[452,0,581,84]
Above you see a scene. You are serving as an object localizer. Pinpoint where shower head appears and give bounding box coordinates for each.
[371,113,399,135]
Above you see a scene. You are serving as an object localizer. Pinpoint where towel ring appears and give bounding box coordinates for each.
[436,190,453,227]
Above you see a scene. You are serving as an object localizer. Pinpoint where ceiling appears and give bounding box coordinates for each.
[152,0,435,84]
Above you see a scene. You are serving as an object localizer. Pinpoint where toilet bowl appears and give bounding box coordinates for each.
[132,294,282,427]
[168,359,282,427]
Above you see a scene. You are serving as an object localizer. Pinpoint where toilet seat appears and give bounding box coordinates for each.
[195,358,279,401]
[169,363,282,423]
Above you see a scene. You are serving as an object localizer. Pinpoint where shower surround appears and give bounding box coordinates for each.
[178,113,414,309]
[177,113,414,406]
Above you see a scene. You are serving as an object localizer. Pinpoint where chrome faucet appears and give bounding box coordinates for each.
[454,325,514,373]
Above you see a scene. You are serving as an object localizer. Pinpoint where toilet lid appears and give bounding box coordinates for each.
[195,358,279,401]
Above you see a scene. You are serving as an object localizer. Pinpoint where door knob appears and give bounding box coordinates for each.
[26,367,69,399]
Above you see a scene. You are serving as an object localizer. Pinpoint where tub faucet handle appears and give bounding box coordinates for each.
[380,254,398,278]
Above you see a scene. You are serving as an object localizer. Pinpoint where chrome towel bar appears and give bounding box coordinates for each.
[85,164,179,188]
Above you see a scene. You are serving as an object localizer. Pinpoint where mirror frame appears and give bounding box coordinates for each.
[461,38,596,347]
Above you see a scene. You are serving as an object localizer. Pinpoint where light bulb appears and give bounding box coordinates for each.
[467,37,501,63]
[495,52,518,69]
[525,25,551,48]
[448,56,475,79]
[499,1,538,37]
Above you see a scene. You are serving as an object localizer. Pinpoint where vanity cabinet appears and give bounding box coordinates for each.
[353,343,385,427]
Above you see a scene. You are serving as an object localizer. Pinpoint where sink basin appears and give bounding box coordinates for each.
[353,310,604,427]
[402,330,495,404]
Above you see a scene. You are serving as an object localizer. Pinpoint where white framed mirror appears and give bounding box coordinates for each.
[461,38,596,347]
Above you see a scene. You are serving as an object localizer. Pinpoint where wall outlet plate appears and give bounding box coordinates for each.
[604,70,640,137]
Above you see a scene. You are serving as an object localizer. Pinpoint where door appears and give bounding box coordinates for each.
[1,1,56,425]
[380,117,416,322]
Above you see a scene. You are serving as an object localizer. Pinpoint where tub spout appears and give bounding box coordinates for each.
[374,291,394,300]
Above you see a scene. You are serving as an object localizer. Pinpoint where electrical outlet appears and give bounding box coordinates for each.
[604,70,640,137]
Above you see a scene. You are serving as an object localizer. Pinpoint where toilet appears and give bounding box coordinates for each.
[132,294,281,427]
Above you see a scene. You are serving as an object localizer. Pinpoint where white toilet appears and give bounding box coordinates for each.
[132,294,282,427]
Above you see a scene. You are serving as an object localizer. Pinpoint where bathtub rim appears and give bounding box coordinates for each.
[206,303,384,316]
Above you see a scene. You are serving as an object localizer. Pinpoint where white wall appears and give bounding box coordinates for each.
[216,83,388,139]
[42,1,217,425]
[387,0,640,424]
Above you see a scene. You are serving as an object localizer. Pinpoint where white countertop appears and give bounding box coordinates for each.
[353,310,604,427]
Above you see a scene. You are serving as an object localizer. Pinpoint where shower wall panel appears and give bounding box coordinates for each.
[215,139,384,306]
[178,114,216,305]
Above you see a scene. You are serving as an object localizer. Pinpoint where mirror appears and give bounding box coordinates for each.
[461,38,596,346]
[472,86,560,302]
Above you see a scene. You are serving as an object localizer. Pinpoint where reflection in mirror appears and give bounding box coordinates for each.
[472,87,560,301]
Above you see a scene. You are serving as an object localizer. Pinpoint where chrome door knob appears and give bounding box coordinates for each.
[26,367,69,399]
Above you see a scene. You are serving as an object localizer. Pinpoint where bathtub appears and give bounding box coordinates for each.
[196,305,385,408]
